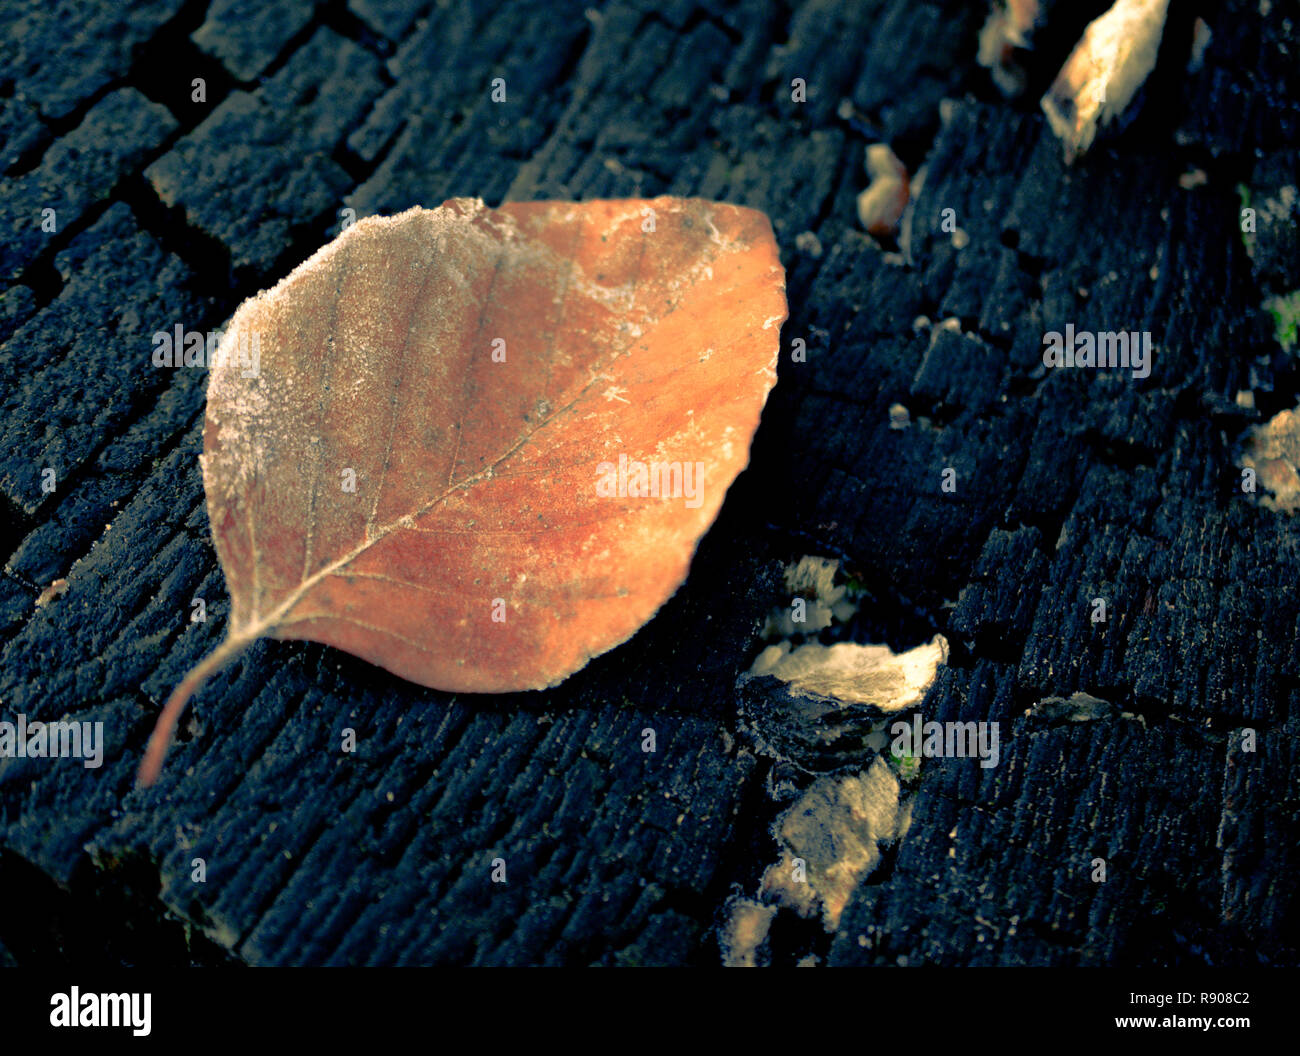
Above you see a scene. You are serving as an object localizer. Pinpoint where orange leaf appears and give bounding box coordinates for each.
[139,197,786,786]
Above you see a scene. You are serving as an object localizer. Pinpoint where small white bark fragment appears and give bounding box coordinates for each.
[978,0,1043,96]
[748,635,948,711]
[1041,0,1171,163]
[34,578,69,608]
[857,144,908,238]
[1240,405,1300,513]
[760,756,903,930]
[761,555,858,638]
[1188,17,1212,73]
[720,898,777,967]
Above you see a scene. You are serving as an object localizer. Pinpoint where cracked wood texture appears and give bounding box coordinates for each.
[0,0,1297,966]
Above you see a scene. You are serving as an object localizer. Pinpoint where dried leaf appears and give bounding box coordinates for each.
[140,197,786,785]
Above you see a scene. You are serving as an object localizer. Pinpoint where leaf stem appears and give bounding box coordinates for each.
[136,632,255,788]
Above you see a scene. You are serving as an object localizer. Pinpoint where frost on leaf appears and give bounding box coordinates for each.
[139,196,787,785]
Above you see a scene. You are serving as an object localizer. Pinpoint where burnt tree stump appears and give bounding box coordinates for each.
[0,0,1296,966]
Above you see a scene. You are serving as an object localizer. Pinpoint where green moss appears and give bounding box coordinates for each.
[1266,290,1300,352]
[890,745,921,782]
